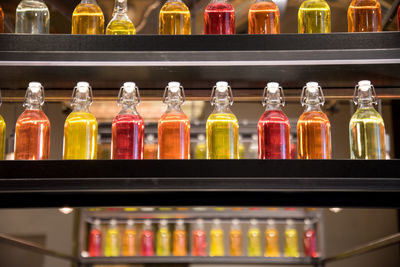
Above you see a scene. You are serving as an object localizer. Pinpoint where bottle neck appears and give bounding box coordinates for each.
[73,102,90,113]
[266,103,281,111]
[25,103,41,110]
[113,0,128,16]
[120,103,139,115]
[213,100,231,113]
[358,100,374,109]
[81,0,98,4]
[304,103,322,112]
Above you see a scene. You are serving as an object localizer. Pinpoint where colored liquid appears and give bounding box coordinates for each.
[159,1,191,34]
[248,1,280,34]
[16,0,50,34]
[173,229,187,256]
[0,115,5,160]
[204,2,235,34]
[72,3,104,34]
[106,20,136,35]
[63,112,98,160]
[140,230,154,256]
[157,228,171,256]
[210,229,224,256]
[297,111,331,159]
[192,230,207,256]
[111,114,144,159]
[258,109,290,159]
[0,5,4,33]
[195,142,207,159]
[206,113,239,159]
[298,0,330,33]
[348,0,381,32]
[15,109,50,160]
[144,143,158,159]
[398,5,400,31]
[105,228,120,257]
[158,112,190,159]
[265,229,280,257]
[229,229,242,256]
[123,229,136,256]
[248,228,261,256]
[349,106,385,159]
[89,229,102,257]
[304,229,317,257]
[285,228,299,257]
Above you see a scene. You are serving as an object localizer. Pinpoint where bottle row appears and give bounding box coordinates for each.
[0,80,386,160]
[2,0,399,35]
[87,218,318,258]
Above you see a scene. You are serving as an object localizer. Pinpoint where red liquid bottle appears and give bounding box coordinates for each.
[204,0,235,34]
[89,219,102,257]
[15,82,51,160]
[111,82,145,159]
[258,82,290,159]
[192,219,207,256]
[141,219,154,256]
[303,219,318,257]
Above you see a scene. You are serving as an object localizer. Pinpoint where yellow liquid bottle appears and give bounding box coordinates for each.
[350,80,385,159]
[173,219,187,256]
[229,219,242,256]
[207,82,239,159]
[72,0,104,34]
[210,219,224,256]
[194,134,207,159]
[105,219,120,257]
[157,219,171,256]
[284,219,299,257]
[159,0,191,35]
[106,0,136,35]
[265,219,280,257]
[123,219,136,256]
[63,82,98,160]
[0,88,6,160]
[247,219,261,256]
[298,0,331,33]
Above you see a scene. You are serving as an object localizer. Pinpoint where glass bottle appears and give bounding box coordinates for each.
[297,82,331,159]
[303,219,318,258]
[159,0,191,35]
[247,219,261,256]
[157,219,171,256]
[144,134,158,159]
[123,219,136,256]
[284,219,299,257]
[173,219,187,256]
[141,219,154,256]
[111,82,145,159]
[15,0,50,34]
[210,219,224,256]
[349,80,385,159]
[158,82,190,159]
[106,0,135,35]
[195,134,207,159]
[206,81,239,159]
[89,219,102,257]
[0,4,4,33]
[298,0,330,33]
[348,0,381,32]
[204,0,235,34]
[63,82,98,160]
[229,219,242,256]
[258,82,290,159]
[104,219,120,257]
[72,0,104,34]
[0,89,5,160]
[15,82,50,160]
[398,5,400,31]
[265,219,280,257]
[248,0,280,34]
[192,219,207,256]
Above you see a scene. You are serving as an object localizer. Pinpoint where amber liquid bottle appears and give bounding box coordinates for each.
[72,0,104,34]
[0,4,4,33]
[297,82,331,159]
[159,0,191,34]
[15,82,50,160]
[248,0,280,34]
[348,0,381,32]
[173,219,187,256]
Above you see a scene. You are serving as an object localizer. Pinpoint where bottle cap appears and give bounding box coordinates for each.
[28,82,42,93]
[110,219,117,227]
[144,219,152,226]
[213,218,221,225]
[216,81,228,92]
[195,218,204,225]
[306,82,319,93]
[304,219,312,225]
[77,81,90,93]
[250,219,258,226]
[168,82,181,93]
[198,134,205,141]
[267,82,279,93]
[160,219,168,226]
[266,219,275,226]
[286,219,294,226]
[127,219,134,226]
[123,82,136,93]
[93,219,101,226]
[176,219,184,225]
[232,219,240,225]
[358,80,371,91]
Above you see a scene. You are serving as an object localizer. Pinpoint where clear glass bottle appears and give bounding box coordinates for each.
[63,82,98,160]
[297,82,331,159]
[173,219,187,256]
[206,81,239,159]
[210,218,224,256]
[15,0,50,34]
[258,82,290,159]
[72,0,104,34]
[0,4,4,33]
[159,0,191,35]
[284,219,299,257]
[106,0,136,35]
[192,218,207,256]
[348,0,381,32]
[0,89,5,160]
[298,0,330,33]
[105,219,120,257]
[15,82,50,160]
[229,219,242,256]
[247,219,261,256]
[158,82,190,159]
[265,219,280,257]
[204,0,235,34]
[303,219,317,257]
[195,134,207,159]
[349,80,385,159]
[111,82,144,159]
[144,134,158,159]
[157,219,171,256]
[140,219,154,256]
[123,219,136,256]
[248,0,280,34]
[89,219,102,257]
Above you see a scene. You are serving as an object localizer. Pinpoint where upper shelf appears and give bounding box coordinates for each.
[1,33,400,101]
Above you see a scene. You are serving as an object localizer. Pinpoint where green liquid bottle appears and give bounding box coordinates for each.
[157,219,171,256]
[298,0,331,33]
[105,219,120,257]
[349,80,386,159]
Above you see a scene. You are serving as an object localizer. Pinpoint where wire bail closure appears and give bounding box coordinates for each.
[117,84,141,106]
[162,85,186,105]
[353,84,377,105]
[262,85,285,107]
[210,84,234,106]
[23,84,45,108]
[301,85,325,107]
[71,84,94,107]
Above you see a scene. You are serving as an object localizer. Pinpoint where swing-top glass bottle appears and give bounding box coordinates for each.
[16,0,50,34]
[72,0,104,34]
[106,0,136,35]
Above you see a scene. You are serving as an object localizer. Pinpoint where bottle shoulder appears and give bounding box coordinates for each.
[113,113,143,124]
[298,110,330,123]
[18,109,49,122]
[299,0,330,9]
[259,109,289,122]
[250,1,279,11]
[66,111,97,122]
[206,2,234,11]
[349,0,380,8]
[159,111,189,122]
[161,1,189,12]
[74,3,103,14]
[351,107,384,122]
[207,112,238,122]
[17,0,49,10]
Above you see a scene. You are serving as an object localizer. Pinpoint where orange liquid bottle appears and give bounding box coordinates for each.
[297,82,331,159]
[173,219,187,256]
[348,0,381,32]
[0,4,4,33]
[248,0,280,34]
[158,82,190,159]
[229,219,242,256]
[15,82,50,160]
[123,219,136,256]
[265,219,280,257]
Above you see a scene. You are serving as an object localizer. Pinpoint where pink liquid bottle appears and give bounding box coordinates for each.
[204,0,235,34]
[192,219,207,256]
[303,219,318,257]
[89,219,102,257]
[258,82,290,159]
[141,219,154,256]
[111,82,145,159]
